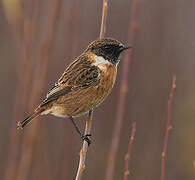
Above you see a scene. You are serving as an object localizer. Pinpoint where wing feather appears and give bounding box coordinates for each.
[40,55,100,107]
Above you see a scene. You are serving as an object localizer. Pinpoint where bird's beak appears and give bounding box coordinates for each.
[119,45,132,52]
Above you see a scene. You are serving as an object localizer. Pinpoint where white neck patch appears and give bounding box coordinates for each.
[93,55,112,71]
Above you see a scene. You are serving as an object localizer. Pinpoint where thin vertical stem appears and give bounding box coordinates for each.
[106,0,140,180]
[99,0,108,39]
[75,0,109,179]
[75,110,93,180]
[123,122,136,180]
[161,75,176,180]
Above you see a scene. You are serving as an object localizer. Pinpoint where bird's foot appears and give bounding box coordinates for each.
[81,134,91,146]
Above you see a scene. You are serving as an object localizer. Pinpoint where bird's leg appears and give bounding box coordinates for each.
[69,116,91,146]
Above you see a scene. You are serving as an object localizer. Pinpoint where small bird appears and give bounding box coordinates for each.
[17,38,130,145]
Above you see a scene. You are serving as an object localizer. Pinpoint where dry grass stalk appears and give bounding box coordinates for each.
[16,1,62,180]
[161,75,176,180]
[75,110,93,180]
[106,0,140,179]
[75,0,109,179]
[123,122,136,180]
[99,0,108,39]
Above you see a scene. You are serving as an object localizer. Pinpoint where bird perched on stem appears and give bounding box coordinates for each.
[17,38,130,145]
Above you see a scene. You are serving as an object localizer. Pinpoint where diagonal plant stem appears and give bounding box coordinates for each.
[106,0,140,180]
[123,122,136,180]
[75,1,109,179]
[161,75,176,180]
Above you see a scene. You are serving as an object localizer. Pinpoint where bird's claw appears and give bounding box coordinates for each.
[81,134,91,146]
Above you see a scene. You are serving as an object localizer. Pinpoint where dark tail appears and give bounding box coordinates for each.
[17,108,44,129]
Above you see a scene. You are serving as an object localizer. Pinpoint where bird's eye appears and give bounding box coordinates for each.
[103,45,112,50]
[102,45,114,53]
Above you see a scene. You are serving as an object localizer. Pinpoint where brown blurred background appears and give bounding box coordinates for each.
[0,0,195,180]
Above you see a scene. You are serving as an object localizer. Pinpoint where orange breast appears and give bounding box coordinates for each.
[95,65,117,103]
[51,63,117,117]
[69,65,117,116]
[72,65,117,116]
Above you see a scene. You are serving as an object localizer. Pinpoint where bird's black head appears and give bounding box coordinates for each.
[86,38,131,65]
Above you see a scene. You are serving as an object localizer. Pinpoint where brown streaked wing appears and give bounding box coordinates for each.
[40,86,72,107]
[40,55,100,107]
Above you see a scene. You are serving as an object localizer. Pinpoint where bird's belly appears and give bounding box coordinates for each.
[51,66,117,117]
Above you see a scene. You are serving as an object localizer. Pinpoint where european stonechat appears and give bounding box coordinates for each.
[17,38,130,145]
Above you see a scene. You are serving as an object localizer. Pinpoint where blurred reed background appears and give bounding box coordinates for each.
[0,0,195,180]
